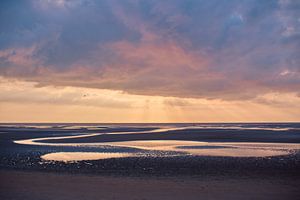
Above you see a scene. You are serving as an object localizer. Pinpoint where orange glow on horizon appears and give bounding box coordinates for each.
[0,77,299,123]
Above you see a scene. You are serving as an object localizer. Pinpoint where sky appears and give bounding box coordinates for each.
[0,0,300,122]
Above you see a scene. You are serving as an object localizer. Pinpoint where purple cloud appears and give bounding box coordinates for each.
[0,0,299,100]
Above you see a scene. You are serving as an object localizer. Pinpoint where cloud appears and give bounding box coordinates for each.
[0,77,133,108]
[1,77,300,122]
[0,0,299,101]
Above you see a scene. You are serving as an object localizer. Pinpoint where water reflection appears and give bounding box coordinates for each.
[40,140,295,162]
[108,140,292,157]
[41,152,132,162]
[13,124,300,161]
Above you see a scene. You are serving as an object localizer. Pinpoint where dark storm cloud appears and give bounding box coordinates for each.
[0,0,299,100]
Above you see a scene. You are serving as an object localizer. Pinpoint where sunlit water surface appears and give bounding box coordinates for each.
[12,124,300,162]
[41,152,131,162]
[40,140,298,162]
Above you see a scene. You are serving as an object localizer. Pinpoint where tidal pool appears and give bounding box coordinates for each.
[40,140,297,162]
[107,140,293,157]
[41,152,132,162]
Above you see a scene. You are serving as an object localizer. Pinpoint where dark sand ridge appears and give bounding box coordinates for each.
[41,128,300,143]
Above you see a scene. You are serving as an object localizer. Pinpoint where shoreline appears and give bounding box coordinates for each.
[1,124,300,177]
[1,124,300,199]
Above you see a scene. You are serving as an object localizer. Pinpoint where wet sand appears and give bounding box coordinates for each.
[1,170,299,200]
[41,128,300,143]
[1,124,300,199]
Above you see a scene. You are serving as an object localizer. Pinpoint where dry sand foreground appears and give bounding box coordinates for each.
[1,170,299,200]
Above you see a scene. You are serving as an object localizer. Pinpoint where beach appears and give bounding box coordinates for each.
[0,123,300,199]
[1,170,300,200]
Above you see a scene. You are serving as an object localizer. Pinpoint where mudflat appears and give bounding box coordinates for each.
[1,123,300,199]
[1,170,300,200]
